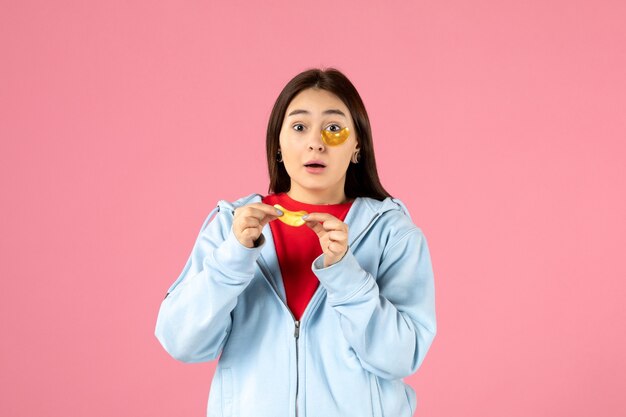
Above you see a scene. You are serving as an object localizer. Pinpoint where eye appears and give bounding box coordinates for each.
[292,123,305,132]
[325,124,342,132]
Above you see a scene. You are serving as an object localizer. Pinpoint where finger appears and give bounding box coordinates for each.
[235,216,261,230]
[327,230,347,243]
[304,220,326,238]
[320,219,347,232]
[302,212,335,223]
[327,241,345,255]
[241,227,261,242]
[303,213,339,234]
[248,206,282,221]
[304,213,348,231]
[248,202,286,216]
[237,205,282,222]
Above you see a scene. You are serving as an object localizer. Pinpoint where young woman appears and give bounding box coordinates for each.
[155,68,437,417]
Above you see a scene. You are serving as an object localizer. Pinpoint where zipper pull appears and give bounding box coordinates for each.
[294,321,300,339]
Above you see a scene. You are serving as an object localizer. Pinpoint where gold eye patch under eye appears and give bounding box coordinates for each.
[274,204,308,227]
[321,127,350,146]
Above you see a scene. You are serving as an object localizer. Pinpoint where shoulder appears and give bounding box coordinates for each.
[214,193,264,214]
[358,196,425,248]
[362,196,420,230]
[198,192,263,235]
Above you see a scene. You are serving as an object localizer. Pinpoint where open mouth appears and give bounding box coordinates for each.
[304,160,327,168]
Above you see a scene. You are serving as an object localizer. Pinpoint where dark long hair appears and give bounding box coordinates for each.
[266,67,392,201]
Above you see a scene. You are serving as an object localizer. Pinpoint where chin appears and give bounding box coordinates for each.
[302,182,329,191]
[294,178,330,191]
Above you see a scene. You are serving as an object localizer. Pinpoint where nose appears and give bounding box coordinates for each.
[308,131,326,152]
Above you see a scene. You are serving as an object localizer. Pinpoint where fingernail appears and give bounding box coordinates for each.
[276,209,284,216]
[302,214,309,220]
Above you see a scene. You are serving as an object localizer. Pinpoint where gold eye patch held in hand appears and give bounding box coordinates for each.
[321,127,350,146]
[274,204,308,227]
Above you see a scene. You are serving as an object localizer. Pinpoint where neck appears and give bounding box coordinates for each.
[287,185,349,205]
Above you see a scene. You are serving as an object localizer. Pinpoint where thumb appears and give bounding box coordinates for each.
[305,220,325,238]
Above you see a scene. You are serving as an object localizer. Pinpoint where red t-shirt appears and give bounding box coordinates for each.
[262,193,353,320]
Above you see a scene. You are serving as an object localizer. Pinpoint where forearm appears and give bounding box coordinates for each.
[325,268,435,379]
[313,231,437,379]
[155,229,264,362]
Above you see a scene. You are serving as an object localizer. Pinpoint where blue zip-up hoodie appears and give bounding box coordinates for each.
[155,193,437,417]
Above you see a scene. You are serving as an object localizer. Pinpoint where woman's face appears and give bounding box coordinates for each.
[279,88,359,204]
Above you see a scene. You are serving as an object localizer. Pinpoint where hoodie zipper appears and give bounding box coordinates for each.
[256,259,304,417]
[294,320,300,417]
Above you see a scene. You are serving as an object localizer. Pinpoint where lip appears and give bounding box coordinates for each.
[304,160,327,167]
[304,160,327,174]
[305,165,326,174]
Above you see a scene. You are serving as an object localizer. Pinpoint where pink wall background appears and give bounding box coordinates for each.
[1,1,625,416]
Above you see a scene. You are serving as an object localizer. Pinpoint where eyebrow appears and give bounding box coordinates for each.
[287,109,347,118]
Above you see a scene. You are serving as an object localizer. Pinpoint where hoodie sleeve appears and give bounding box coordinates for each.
[312,227,437,380]
[155,205,265,363]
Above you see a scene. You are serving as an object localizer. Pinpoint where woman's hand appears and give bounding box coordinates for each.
[232,203,283,248]
[304,213,349,267]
